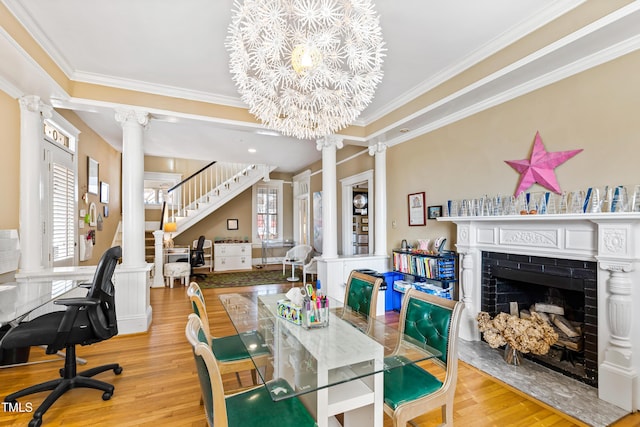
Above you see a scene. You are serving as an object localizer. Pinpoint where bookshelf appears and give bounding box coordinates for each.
[392,249,457,300]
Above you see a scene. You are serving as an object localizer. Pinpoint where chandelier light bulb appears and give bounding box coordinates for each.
[226,0,385,140]
[291,45,322,75]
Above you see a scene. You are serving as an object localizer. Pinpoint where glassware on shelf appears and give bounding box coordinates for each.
[610,185,628,212]
[631,185,640,212]
[515,193,528,215]
[568,190,585,214]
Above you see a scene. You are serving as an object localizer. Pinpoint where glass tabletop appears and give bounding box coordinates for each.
[0,279,80,326]
[219,292,442,401]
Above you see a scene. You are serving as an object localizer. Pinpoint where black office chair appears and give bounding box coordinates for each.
[0,246,123,427]
[190,235,207,279]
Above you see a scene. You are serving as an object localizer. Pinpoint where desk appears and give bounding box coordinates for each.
[220,292,440,427]
[164,246,190,263]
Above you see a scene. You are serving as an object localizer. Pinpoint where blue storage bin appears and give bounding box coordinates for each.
[382,272,403,311]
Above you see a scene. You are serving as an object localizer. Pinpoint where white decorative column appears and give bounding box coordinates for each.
[152,230,165,288]
[595,221,637,411]
[18,95,51,272]
[368,141,387,256]
[453,222,479,341]
[112,108,153,334]
[115,109,149,268]
[316,135,343,259]
[457,250,478,341]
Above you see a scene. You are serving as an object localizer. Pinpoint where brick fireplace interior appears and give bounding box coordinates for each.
[481,251,598,386]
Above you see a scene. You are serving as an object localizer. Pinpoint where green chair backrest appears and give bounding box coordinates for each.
[404,296,452,364]
[193,348,215,426]
[346,277,374,317]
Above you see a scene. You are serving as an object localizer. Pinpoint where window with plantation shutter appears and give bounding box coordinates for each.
[253,180,283,243]
[51,162,75,262]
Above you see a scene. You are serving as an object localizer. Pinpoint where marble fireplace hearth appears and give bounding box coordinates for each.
[458,339,628,426]
[439,213,640,412]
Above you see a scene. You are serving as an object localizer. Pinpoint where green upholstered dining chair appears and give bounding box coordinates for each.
[186,282,269,388]
[341,270,383,333]
[185,315,316,427]
[383,289,464,427]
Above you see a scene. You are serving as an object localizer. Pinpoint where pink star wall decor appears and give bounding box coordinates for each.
[505,131,583,196]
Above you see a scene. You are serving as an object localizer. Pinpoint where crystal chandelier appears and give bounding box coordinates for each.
[226,0,385,140]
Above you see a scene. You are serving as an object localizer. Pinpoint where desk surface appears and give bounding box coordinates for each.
[0,279,79,326]
[220,292,441,401]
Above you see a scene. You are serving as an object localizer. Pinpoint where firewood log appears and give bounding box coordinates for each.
[552,314,580,338]
[534,303,564,315]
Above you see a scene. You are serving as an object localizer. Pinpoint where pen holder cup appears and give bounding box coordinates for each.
[301,300,329,329]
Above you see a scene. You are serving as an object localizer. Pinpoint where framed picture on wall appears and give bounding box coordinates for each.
[227,219,239,230]
[100,182,109,204]
[408,192,426,226]
[428,205,442,219]
[87,157,99,195]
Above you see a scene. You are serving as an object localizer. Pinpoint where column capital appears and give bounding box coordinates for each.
[115,108,150,129]
[368,141,387,156]
[316,135,344,151]
[19,95,52,118]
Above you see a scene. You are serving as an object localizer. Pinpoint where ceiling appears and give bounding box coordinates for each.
[1,1,639,173]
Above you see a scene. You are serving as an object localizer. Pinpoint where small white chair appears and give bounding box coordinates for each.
[303,256,318,285]
[282,245,313,282]
[164,262,190,288]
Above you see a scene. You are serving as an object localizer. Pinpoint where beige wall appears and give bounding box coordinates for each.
[0,90,20,230]
[58,109,122,265]
[387,49,640,253]
[144,155,209,177]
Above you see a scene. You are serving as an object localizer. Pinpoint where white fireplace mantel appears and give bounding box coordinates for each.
[439,213,640,411]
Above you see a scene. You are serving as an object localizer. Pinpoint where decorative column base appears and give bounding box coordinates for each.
[114,266,153,334]
[599,360,637,411]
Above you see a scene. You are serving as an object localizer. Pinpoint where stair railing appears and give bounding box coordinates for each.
[160,161,258,231]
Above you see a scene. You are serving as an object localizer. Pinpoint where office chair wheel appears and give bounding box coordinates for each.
[114,366,123,375]
[28,417,42,427]
[102,391,112,400]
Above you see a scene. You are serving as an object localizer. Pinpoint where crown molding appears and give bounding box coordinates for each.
[72,71,247,109]
[358,0,586,125]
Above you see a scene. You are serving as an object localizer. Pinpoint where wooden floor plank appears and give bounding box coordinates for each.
[1,282,638,426]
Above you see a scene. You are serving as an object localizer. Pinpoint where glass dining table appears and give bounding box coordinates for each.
[0,279,83,327]
[1,279,84,367]
[220,292,442,427]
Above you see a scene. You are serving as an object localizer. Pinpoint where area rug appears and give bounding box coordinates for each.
[195,268,296,288]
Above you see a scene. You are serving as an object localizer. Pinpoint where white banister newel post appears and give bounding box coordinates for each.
[368,142,387,256]
[152,230,165,288]
[316,135,343,259]
[18,96,51,272]
[115,109,149,268]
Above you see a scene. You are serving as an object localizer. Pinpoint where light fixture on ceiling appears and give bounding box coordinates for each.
[226,0,385,141]
[248,148,257,153]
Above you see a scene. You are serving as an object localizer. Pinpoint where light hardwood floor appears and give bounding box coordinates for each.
[1,282,639,426]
